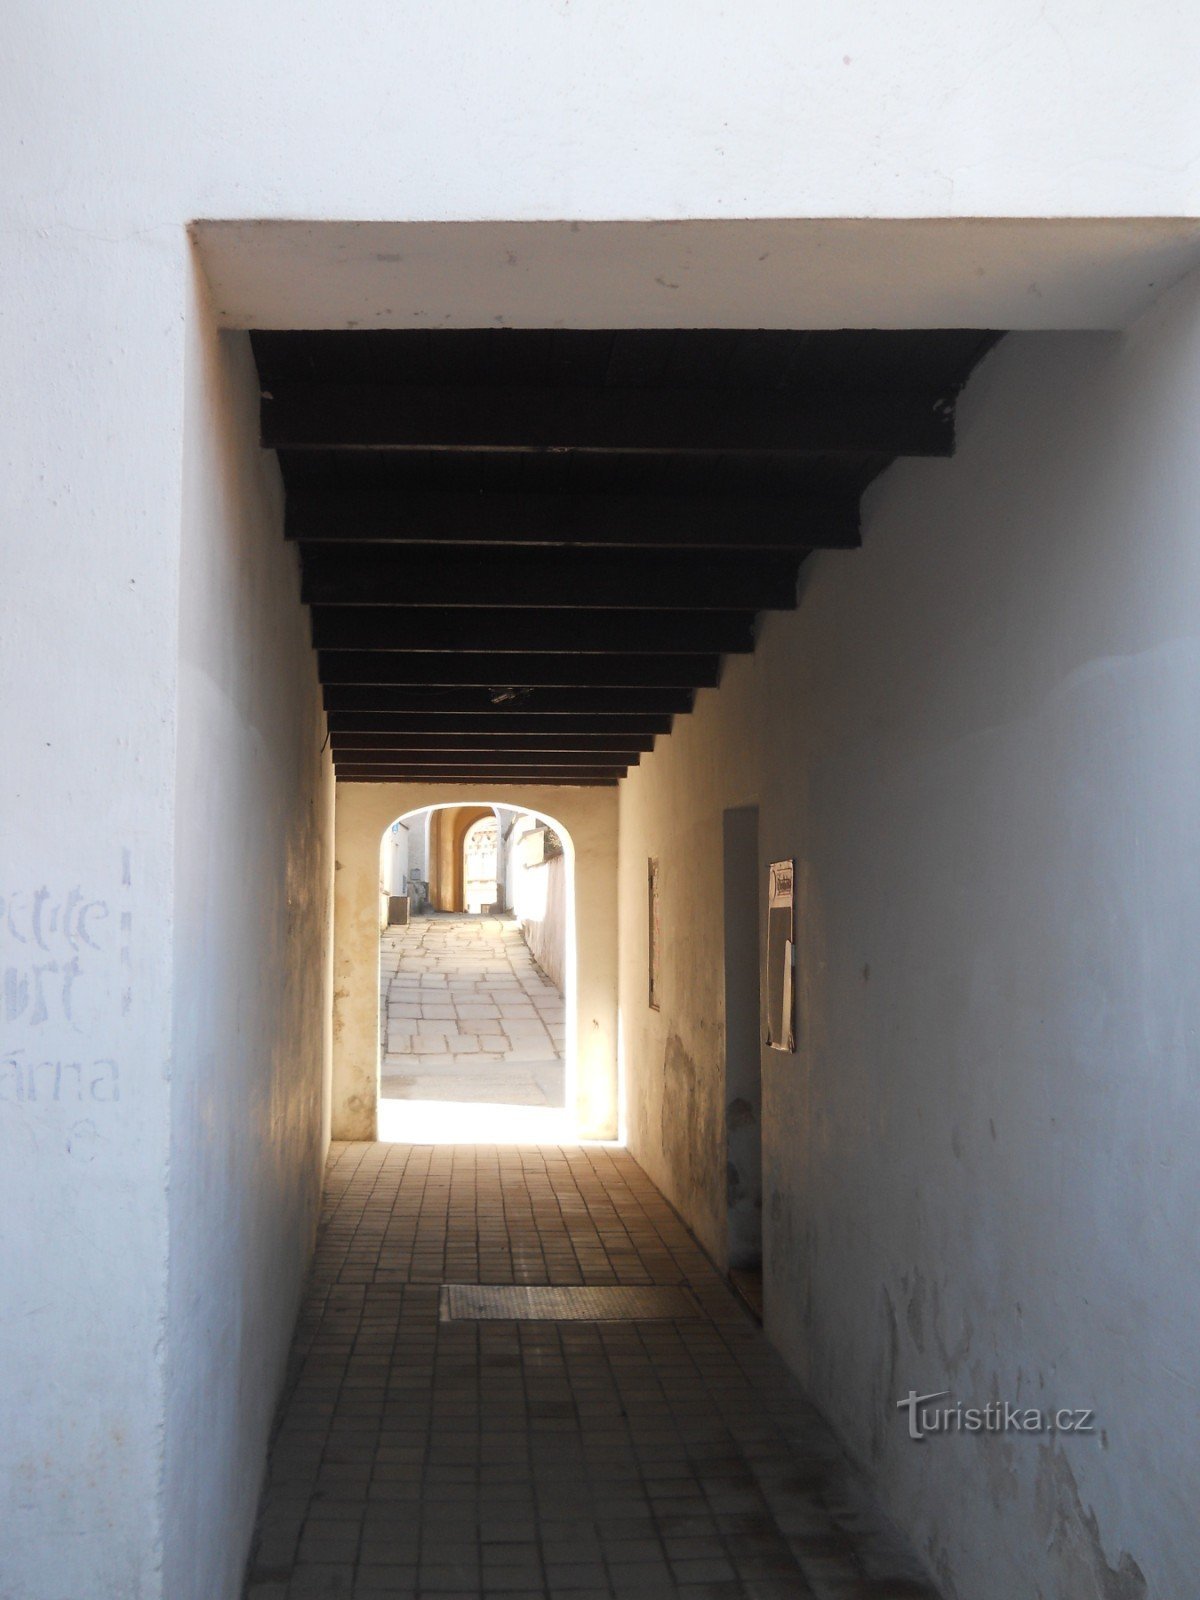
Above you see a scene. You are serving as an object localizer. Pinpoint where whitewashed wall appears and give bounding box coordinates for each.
[162,275,335,1600]
[522,857,568,993]
[619,267,1200,1599]
[511,820,570,994]
[0,242,187,1600]
[379,818,411,928]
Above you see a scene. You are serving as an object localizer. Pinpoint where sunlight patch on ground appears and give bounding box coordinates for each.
[377,1097,575,1145]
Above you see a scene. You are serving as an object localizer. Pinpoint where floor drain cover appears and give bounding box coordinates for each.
[440,1284,701,1321]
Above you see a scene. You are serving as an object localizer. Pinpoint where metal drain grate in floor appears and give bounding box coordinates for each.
[440,1284,701,1322]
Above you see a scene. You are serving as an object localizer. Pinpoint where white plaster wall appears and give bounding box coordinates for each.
[163,271,335,1600]
[508,813,568,983]
[334,785,617,1140]
[0,244,185,1600]
[519,855,569,994]
[619,270,1200,1596]
[379,819,411,927]
[5,4,1200,249]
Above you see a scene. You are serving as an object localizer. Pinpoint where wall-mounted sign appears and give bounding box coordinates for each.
[766,859,795,1052]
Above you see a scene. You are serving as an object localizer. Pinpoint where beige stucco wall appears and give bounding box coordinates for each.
[334,783,618,1140]
[618,653,765,1264]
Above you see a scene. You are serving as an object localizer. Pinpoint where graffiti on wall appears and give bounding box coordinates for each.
[0,852,132,1105]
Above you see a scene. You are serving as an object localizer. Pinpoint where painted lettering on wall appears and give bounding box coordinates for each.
[0,1052,120,1103]
[0,857,131,1107]
[1,856,132,1031]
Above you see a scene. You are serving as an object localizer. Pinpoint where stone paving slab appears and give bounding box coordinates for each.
[245,1144,942,1600]
[381,916,566,1108]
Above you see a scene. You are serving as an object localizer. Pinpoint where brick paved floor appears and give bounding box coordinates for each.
[245,1144,940,1600]
[381,917,565,1109]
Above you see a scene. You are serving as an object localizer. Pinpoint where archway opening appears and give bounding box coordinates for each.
[463,816,500,914]
[376,803,576,1142]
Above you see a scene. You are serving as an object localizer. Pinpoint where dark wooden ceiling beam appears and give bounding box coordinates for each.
[337,774,620,787]
[331,732,652,753]
[285,486,861,550]
[317,652,721,688]
[335,763,627,781]
[321,686,692,715]
[300,547,799,611]
[326,711,671,735]
[334,748,635,767]
[310,607,756,655]
[262,382,956,456]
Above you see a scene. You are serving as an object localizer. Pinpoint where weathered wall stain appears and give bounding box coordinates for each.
[660,1032,721,1240]
[930,1278,974,1378]
[869,1284,901,1462]
[978,1377,1021,1511]
[727,1095,754,1129]
[1035,1447,1147,1600]
[905,1267,927,1355]
[725,1096,755,1208]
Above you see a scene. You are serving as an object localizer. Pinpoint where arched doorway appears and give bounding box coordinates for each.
[463,815,499,913]
[425,804,494,911]
[376,803,576,1140]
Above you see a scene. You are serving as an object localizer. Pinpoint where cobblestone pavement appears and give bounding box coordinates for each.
[245,1143,941,1600]
[381,916,565,1108]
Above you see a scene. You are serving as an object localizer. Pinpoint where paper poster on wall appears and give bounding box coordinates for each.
[766,859,795,1052]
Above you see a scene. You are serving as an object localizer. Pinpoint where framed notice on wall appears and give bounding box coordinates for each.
[766,859,795,1052]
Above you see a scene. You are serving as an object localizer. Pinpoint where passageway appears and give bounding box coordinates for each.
[380,916,566,1108]
[246,1143,937,1600]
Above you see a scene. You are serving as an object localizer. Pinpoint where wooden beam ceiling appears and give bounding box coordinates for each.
[285,487,861,549]
[329,732,656,753]
[316,652,723,688]
[327,711,665,728]
[252,328,1000,783]
[262,382,956,455]
[300,547,800,609]
[320,687,693,715]
[310,610,758,655]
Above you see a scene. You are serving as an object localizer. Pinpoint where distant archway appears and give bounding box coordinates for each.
[373,801,578,1141]
[463,816,500,913]
[334,782,618,1143]
[427,804,494,911]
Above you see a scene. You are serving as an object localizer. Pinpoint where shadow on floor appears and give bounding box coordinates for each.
[245,1143,941,1600]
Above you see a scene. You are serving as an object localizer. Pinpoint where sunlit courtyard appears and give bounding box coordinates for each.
[378,913,571,1143]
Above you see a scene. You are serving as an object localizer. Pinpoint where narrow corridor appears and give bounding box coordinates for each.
[245,1144,938,1600]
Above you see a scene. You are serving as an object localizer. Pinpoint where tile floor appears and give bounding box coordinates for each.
[245,1143,940,1600]
[380,917,565,1109]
